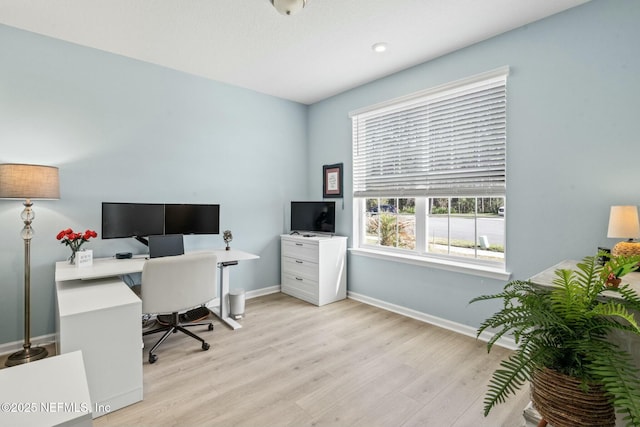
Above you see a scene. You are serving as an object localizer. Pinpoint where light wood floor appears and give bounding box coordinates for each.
[89,293,525,426]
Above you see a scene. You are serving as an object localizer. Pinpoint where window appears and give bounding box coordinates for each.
[351,67,508,272]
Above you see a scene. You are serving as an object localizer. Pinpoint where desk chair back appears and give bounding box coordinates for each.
[141,253,217,315]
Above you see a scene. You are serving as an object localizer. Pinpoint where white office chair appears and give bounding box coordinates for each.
[141,252,218,364]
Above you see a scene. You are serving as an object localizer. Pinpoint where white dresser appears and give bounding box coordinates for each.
[280,234,347,306]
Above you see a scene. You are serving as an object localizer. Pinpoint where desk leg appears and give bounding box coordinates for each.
[209,264,242,330]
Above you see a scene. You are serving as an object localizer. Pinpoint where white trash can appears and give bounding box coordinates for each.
[229,288,245,320]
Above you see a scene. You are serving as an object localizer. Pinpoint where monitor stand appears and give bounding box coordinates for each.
[135,236,149,246]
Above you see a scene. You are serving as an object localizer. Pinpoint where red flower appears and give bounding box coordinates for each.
[56,228,98,252]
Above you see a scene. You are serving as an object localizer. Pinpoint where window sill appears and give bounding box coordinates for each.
[349,247,511,281]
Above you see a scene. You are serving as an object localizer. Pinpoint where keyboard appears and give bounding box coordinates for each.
[181,306,211,322]
[156,306,211,325]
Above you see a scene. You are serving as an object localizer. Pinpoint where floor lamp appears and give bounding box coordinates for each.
[0,163,60,367]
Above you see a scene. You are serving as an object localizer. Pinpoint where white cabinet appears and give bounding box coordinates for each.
[280,234,347,306]
[56,278,143,417]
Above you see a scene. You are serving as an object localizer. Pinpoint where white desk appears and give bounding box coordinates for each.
[55,249,259,330]
[0,351,93,427]
[54,249,258,418]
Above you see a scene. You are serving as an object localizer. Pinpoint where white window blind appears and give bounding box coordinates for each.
[351,68,508,198]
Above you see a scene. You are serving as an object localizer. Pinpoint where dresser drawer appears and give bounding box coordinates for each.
[282,273,319,304]
[282,256,318,280]
[281,283,318,306]
[282,271,318,288]
[282,239,319,262]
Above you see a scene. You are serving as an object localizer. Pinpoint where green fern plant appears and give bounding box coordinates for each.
[470,253,640,426]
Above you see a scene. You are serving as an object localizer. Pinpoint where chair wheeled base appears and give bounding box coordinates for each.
[143,310,213,364]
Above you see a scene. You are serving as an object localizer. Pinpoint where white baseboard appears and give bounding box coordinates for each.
[246,285,281,299]
[0,334,57,356]
[206,285,281,310]
[347,291,516,350]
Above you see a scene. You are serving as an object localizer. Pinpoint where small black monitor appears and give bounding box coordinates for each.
[164,204,220,235]
[102,203,165,239]
[148,234,185,258]
[291,201,336,234]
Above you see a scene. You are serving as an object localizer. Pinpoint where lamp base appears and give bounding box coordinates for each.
[5,345,48,367]
[611,240,640,258]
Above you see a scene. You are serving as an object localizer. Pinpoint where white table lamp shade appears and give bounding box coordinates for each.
[607,205,640,239]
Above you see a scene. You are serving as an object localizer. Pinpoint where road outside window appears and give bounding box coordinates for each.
[362,196,505,264]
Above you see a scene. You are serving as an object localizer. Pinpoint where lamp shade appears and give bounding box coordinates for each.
[607,205,640,239]
[0,163,60,200]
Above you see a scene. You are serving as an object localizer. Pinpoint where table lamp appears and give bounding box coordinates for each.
[0,163,60,367]
[607,205,640,257]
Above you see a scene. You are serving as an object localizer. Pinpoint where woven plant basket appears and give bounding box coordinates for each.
[531,367,615,427]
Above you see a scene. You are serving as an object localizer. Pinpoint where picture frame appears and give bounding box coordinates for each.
[323,163,343,198]
[76,249,93,268]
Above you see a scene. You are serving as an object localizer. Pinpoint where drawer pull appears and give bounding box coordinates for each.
[295,260,303,264]
[295,243,303,246]
[295,277,303,281]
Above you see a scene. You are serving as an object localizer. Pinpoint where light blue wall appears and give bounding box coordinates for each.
[307,0,640,327]
[1,0,638,347]
[0,25,308,345]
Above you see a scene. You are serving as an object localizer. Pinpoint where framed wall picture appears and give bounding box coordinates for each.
[323,163,343,198]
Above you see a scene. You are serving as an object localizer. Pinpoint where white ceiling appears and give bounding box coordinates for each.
[0,0,589,105]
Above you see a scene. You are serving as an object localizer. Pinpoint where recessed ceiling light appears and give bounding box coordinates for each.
[372,42,388,53]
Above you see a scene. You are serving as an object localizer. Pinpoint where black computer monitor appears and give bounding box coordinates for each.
[148,234,185,258]
[164,204,220,235]
[291,201,336,233]
[102,203,165,239]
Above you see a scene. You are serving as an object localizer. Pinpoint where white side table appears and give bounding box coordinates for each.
[0,351,93,427]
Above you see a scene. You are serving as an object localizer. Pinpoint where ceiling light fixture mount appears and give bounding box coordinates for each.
[270,0,307,16]
[372,42,388,53]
